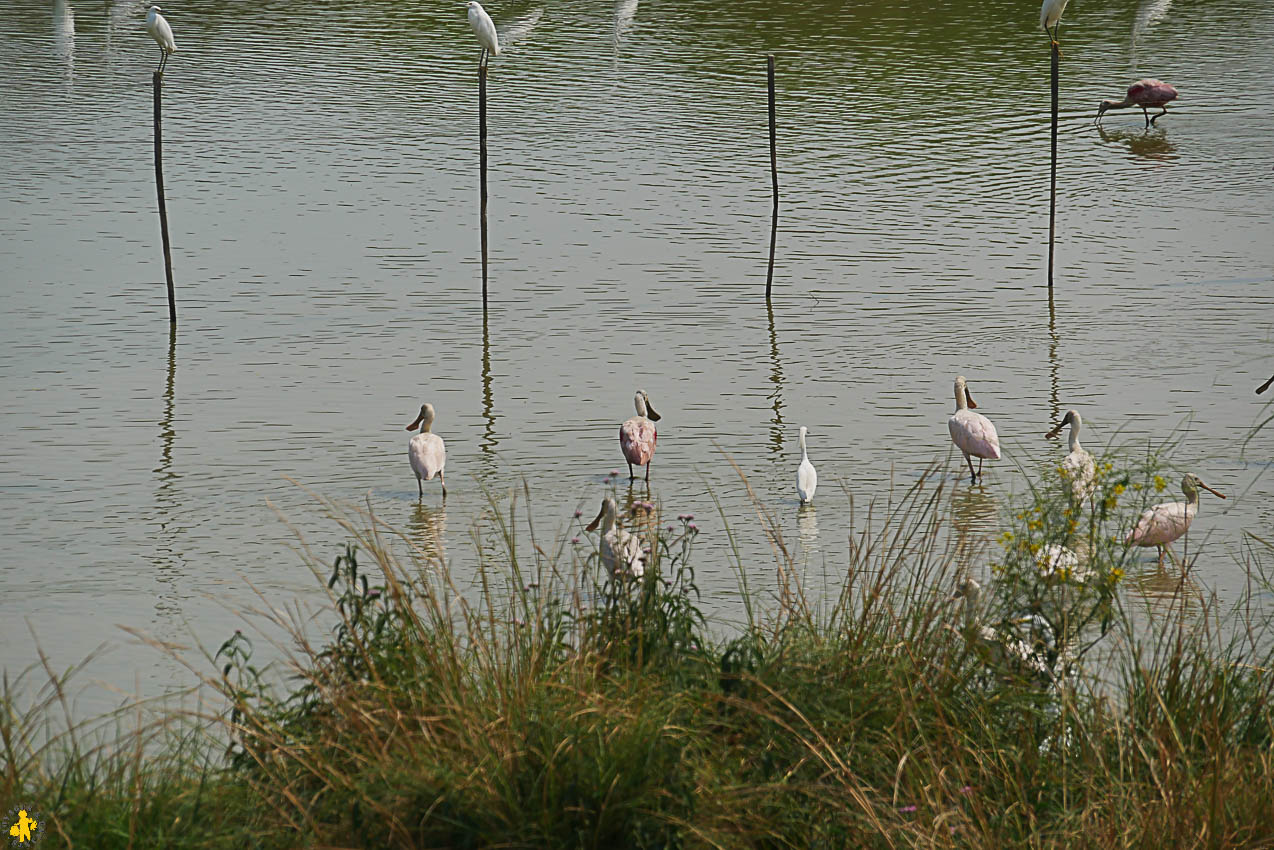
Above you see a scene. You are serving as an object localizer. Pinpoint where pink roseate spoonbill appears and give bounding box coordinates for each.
[405,403,447,498]
[585,496,646,578]
[145,6,176,73]
[1041,0,1070,50]
[1126,473,1225,569]
[948,376,1001,485]
[1045,409,1096,502]
[619,389,661,482]
[1096,79,1179,127]
[797,426,817,505]
[1257,374,1274,394]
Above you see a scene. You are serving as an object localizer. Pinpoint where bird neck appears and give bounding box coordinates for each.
[419,421,432,434]
[1105,98,1133,111]
[1067,425,1082,453]
[954,386,968,411]
[799,432,808,458]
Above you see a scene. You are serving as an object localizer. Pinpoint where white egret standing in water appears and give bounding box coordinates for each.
[467,1,500,69]
[796,426,817,504]
[146,5,176,73]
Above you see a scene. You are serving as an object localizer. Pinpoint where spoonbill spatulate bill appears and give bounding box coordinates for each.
[948,376,1001,484]
[619,389,660,482]
[797,426,817,505]
[466,1,500,68]
[1257,374,1274,394]
[1096,79,1179,127]
[585,496,647,578]
[406,403,447,498]
[1045,409,1096,502]
[145,6,176,73]
[1126,473,1225,568]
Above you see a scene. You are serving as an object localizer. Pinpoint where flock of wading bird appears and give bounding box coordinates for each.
[402,375,1252,584]
[137,5,1274,586]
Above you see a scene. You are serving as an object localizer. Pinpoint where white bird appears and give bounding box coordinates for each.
[466,1,500,69]
[796,425,817,505]
[1127,473,1226,569]
[145,5,176,73]
[948,375,1001,485]
[952,578,1060,680]
[405,403,447,498]
[585,496,647,579]
[1037,543,1093,583]
[1040,0,1069,49]
[1045,409,1097,503]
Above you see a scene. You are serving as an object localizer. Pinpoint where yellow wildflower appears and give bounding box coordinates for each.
[1153,475,1166,492]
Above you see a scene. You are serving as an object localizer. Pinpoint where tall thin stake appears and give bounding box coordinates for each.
[153,71,176,324]
[766,54,779,299]
[1047,43,1059,291]
[479,63,489,306]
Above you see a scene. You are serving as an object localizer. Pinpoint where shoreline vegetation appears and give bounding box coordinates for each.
[4,451,1274,848]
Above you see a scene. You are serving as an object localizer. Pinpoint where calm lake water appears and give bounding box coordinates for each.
[1,0,1272,712]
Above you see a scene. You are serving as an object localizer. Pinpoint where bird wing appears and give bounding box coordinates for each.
[619,417,657,465]
[409,433,446,480]
[797,459,817,501]
[1061,450,1096,498]
[949,410,1001,459]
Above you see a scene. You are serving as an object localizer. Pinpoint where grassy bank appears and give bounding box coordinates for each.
[4,455,1274,848]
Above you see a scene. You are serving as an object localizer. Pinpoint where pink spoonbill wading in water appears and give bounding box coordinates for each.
[1126,473,1225,569]
[619,389,660,483]
[948,376,1001,485]
[406,403,447,498]
[1096,79,1179,127]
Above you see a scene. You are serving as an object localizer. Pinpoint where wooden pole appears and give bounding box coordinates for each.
[1047,43,1059,292]
[479,62,489,307]
[153,71,176,324]
[766,54,779,299]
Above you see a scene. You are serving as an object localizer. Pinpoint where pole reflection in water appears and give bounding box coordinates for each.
[1097,126,1178,163]
[767,298,785,461]
[408,501,447,567]
[1048,290,1060,426]
[153,326,183,622]
[480,306,498,477]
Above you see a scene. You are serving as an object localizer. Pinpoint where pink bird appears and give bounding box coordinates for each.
[619,389,661,482]
[405,402,446,498]
[1096,79,1178,127]
[1126,473,1225,569]
[948,375,1001,484]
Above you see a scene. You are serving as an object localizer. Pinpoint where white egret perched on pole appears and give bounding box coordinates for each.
[146,6,176,73]
[467,1,500,69]
[1040,0,1069,51]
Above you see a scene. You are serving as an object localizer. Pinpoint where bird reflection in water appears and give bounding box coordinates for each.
[1128,563,1200,613]
[408,501,448,567]
[53,0,75,82]
[1097,126,1178,163]
[949,483,999,568]
[796,504,820,567]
